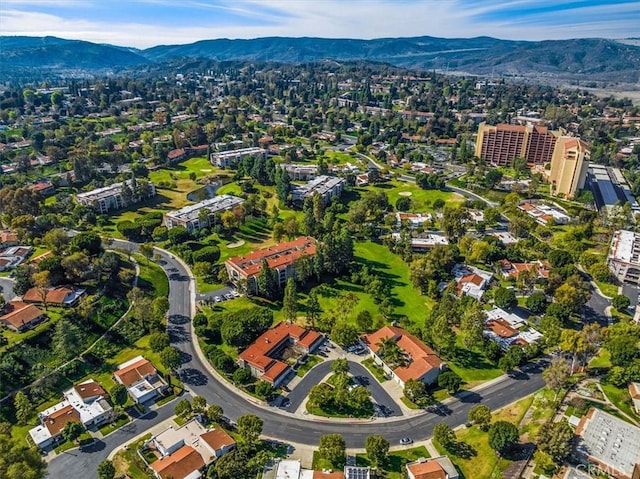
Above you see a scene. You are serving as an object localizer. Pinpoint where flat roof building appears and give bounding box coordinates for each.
[475,123,558,167]
[549,137,590,199]
[575,408,640,479]
[164,195,245,231]
[279,163,318,181]
[210,147,266,168]
[608,230,640,285]
[75,179,156,214]
[291,175,346,205]
[114,356,168,404]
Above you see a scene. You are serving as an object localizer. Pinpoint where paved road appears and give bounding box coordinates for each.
[0,277,16,301]
[285,360,401,416]
[583,285,612,327]
[47,397,180,479]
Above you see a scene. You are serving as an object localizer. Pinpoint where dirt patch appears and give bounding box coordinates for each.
[398,191,413,197]
[227,240,245,248]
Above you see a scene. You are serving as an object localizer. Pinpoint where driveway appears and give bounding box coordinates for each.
[583,285,612,326]
[286,360,402,417]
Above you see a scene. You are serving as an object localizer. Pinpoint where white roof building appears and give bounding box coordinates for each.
[164,195,245,231]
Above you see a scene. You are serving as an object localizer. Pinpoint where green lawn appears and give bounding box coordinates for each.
[588,349,612,369]
[112,433,153,479]
[356,180,464,212]
[601,382,640,424]
[446,335,503,387]
[99,414,131,436]
[362,357,388,383]
[134,254,169,297]
[595,281,618,298]
[312,451,337,471]
[356,446,430,479]
[296,354,323,377]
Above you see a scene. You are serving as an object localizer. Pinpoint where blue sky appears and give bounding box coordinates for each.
[1,0,638,48]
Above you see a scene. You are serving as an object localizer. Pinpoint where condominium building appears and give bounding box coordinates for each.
[475,123,558,167]
[210,147,266,168]
[608,230,640,284]
[225,237,316,293]
[279,163,318,181]
[75,179,156,214]
[291,175,346,205]
[164,195,245,231]
[549,137,590,199]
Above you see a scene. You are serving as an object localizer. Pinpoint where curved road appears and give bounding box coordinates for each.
[48,238,547,478]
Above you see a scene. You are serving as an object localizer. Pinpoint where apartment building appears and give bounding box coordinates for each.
[608,230,640,284]
[475,123,558,167]
[225,237,316,293]
[164,195,245,231]
[210,147,266,168]
[291,175,346,205]
[549,137,590,199]
[75,179,156,214]
[279,163,318,181]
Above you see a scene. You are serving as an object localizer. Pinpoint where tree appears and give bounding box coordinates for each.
[233,368,253,385]
[494,287,517,310]
[0,422,46,479]
[216,449,253,479]
[149,332,170,353]
[498,346,523,372]
[560,329,585,374]
[42,228,69,254]
[543,357,571,400]
[283,278,298,322]
[62,421,84,444]
[175,399,192,417]
[139,242,154,265]
[488,421,519,455]
[14,391,33,425]
[365,435,389,467]
[110,383,128,406]
[331,358,349,375]
[356,310,373,332]
[318,434,346,468]
[536,420,574,463]
[159,346,182,372]
[331,322,359,347]
[468,405,492,431]
[404,378,432,407]
[438,371,462,394]
[441,206,468,242]
[206,404,224,423]
[526,292,548,314]
[306,288,321,328]
[612,294,631,312]
[97,460,116,479]
[237,414,263,445]
[52,319,82,360]
[460,302,486,349]
[433,423,456,449]
[255,380,275,399]
[192,396,207,413]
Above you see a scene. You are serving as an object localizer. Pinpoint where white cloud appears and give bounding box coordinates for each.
[0,0,638,48]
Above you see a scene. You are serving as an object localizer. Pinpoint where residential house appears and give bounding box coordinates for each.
[75,179,157,214]
[237,322,323,387]
[391,233,449,252]
[518,202,570,225]
[29,379,113,449]
[262,459,371,479]
[291,175,346,205]
[361,326,445,388]
[30,180,55,197]
[498,259,551,279]
[452,264,493,301]
[490,231,519,245]
[0,301,46,332]
[22,286,86,307]
[114,356,169,404]
[0,230,18,249]
[406,456,459,479]
[484,307,542,349]
[629,383,640,414]
[225,237,317,294]
[148,418,235,479]
[575,408,640,479]
[164,195,245,232]
[0,245,32,271]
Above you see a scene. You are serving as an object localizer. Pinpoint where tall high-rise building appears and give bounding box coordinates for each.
[549,137,590,199]
[475,123,559,167]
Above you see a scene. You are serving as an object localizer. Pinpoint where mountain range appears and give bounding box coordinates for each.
[1,35,639,83]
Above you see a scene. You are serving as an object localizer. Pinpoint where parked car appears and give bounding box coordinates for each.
[214,296,221,302]
[399,437,413,445]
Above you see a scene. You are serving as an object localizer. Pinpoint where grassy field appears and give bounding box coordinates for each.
[1,308,64,351]
[355,446,430,478]
[446,335,503,388]
[356,180,464,212]
[588,349,612,369]
[595,281,618,298]
[296,354,323,377]
[362,357,388,383]
[601,382,640,424]
[134,254,169,298]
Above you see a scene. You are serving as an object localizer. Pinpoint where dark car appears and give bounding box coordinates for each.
[399,437,413,445]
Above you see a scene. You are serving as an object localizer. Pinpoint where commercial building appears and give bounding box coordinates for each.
[475,123,558,167]
[0,301,46,332]
[588,164,640,216]
[279,163,318,181]
[225,237,317,293]
[147,418,235,479]
[608,230,640,285]
[237,322,323,387]
[549,137,590,199]
[75,179,156,214]
[575,408,640,479]
[113,356,169,404]
[361,326,445,388]
[29,379,113,449]
[291,175,346,205]
[406,456,459,479]
[210,147,266,168]
[164,195,245,231]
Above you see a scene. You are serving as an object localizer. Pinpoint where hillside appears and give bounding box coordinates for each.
[1,35,639,83]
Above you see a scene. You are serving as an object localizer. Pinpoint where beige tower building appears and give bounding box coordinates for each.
[475,123,558,167]
[548,137,590,199]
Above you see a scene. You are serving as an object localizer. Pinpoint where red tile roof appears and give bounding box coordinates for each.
[151,445,205,479]
[200,428,236,452]
[226,237,316,278]
[22,286,75,305]
[43,404,81,436]
[74,380,106,400]
[0,301,44,331]
[0,230,18,244]
[406,460,447,479]
[114,357,157,387]
[362,326,443,383]
[486,319,518,338]
[629,383,640,400]
[313,471,345,479]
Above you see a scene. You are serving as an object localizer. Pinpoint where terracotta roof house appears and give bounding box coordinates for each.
[406,457,459,479]
[361,326,445,388]
[451,264,493,300]
[114,356,168,404]
[151,445,205,479]
[22,286,86,307]
[498,259,551,279]
[238,322,323,387]
[0,301,46,332]
[29,404,81,449]
[226,237,317,294]
[0,230,18,249]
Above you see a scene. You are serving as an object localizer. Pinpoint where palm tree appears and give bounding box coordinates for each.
[376,337,406,369]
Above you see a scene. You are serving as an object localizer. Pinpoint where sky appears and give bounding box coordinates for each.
[1,0,639,49]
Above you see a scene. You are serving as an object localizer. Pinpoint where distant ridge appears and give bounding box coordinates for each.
[1,35,639,83]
